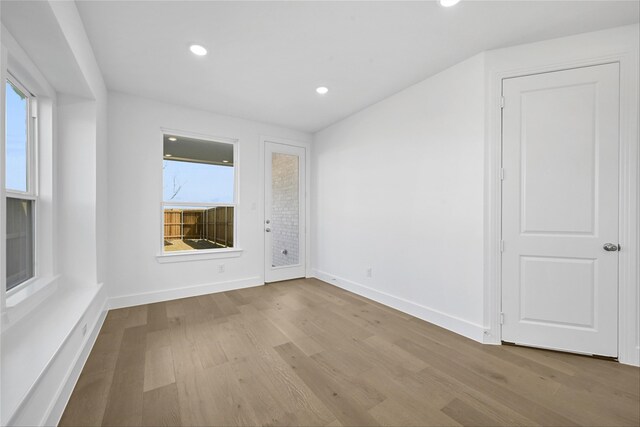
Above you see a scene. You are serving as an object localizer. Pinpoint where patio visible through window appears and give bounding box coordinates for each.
[162,134,235,252]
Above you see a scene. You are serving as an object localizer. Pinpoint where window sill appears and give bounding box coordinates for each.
[156,248,243,263]
[6,274,59,308]
[1,284,103,424]
[3,275,60,332]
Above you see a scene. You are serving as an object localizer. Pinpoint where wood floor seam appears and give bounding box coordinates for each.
[59,278,640,427]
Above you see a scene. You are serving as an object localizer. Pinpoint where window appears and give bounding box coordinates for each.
[162,134,236,253]
[5,77,36,291]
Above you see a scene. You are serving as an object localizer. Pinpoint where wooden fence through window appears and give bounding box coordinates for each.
[164,207,234,247]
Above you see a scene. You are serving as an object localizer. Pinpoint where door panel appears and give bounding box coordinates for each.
[520,83,597,235]
[501,63,619,357]
[265,142,306,283]
[519,256,596,329]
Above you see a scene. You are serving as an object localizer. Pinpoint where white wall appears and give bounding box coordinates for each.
[0,1,111,425]
[312,53,487,341]
[312,24,638,365]
[107,92,311,306]
[57,95,98,287]
[49,0,110,290]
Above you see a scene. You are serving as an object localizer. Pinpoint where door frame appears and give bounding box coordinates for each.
[260,135,312,282]
[485,40,639,366]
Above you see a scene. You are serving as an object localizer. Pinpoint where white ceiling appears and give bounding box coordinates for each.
[76,1,639,133]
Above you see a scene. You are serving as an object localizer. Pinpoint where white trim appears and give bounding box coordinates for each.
[260,135,312,282]
[2,25,57,314]
[159,127,240,256]
[6,73,36,194]
[5,73,39,294]
[5,191,36,200]
[263,141,306,282]
[43,299,108,427]
[5,274,58,311]
[38,277,270,424]
[160,201,234,208]
[1,25,56,99]
[156,247,243,263]
[108,276,263,309]
[617,47,640,366]
[485,27,639,365]
[313,269,486,343]
[3,284,106,426]
[0,45,7,313]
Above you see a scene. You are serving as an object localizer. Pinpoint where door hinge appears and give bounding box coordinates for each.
[500,96,505,109]
[500,240,505,253]
[500,312,505,325]
[499,168,505,180]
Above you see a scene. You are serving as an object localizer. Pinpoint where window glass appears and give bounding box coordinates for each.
[162,135,235,252]
[163,205,234,251]
[5,78,35,291]
[6,198,34,290]
[5,80,28,192]
[271,153,299,267]
[162,160,234,203]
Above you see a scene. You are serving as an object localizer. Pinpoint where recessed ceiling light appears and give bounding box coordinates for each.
[222,160,230,163]
[316,86,329,95]
[189,44,207,56]
[168,137,177,142]
[440,0,460,7]
[165,154,173,157]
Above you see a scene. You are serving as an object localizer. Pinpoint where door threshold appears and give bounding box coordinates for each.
[501,341,619,362]
[264,277,305,285]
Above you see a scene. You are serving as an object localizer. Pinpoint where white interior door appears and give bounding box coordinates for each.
[501,63,620,357]
[264,141,306,283]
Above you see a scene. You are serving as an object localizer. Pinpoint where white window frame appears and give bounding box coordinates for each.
[156,128,242,262]
[5,73,38,296]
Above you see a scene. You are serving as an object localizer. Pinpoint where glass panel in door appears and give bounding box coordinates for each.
[271,152,299,267]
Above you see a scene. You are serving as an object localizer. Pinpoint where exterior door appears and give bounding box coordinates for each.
[264,141,306,283]
[501,63,620,357]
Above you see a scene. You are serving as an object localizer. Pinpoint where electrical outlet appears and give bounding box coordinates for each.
[82,323,87,337]
[366,268,372,278]
[218,264,225,273]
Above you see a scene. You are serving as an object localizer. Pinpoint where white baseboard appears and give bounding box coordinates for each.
[108,276,264,309]
[312,269,486,343]
[5,285,108,427]
[44,296,108,426]
[24,277,262,426]
[621,345,640,367]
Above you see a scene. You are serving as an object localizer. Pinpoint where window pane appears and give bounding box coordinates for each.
[163,205,234,252]
[163,160,234,203]
[5,80,28,192]
[162,135,235,252]
[271,153,299,267]
[6,197,34,290]
[163,135,234,203]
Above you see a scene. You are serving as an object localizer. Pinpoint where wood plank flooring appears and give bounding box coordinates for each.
[59,278,640,426]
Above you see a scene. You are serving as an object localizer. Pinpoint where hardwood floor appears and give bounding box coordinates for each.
[59,278,640,426]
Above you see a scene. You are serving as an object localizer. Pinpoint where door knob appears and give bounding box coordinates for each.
[265,228,271,232]
[603,243,619,252]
